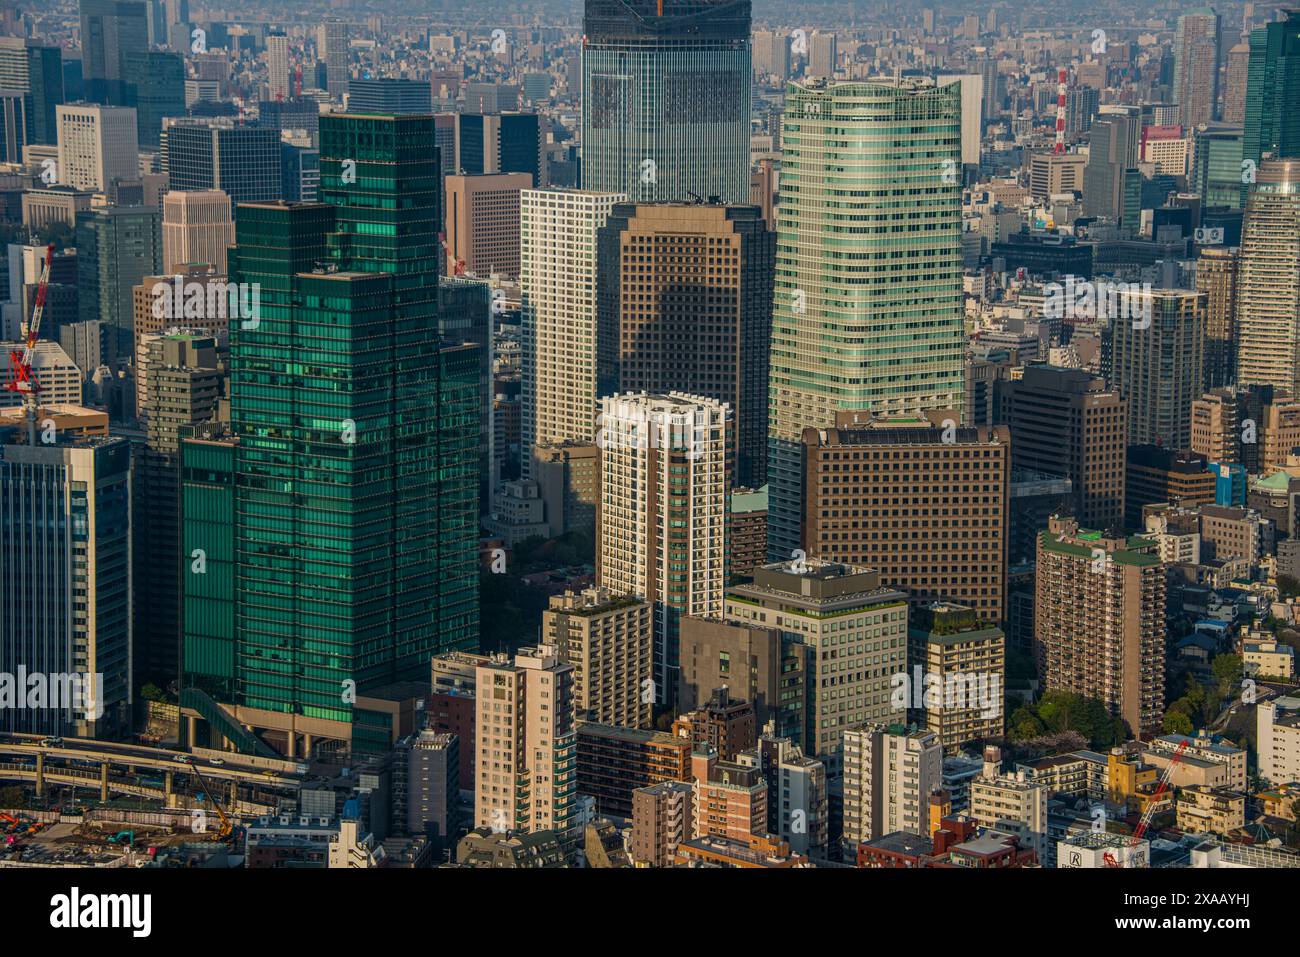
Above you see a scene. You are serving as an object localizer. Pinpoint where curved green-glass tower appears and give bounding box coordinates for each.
[767,78,966,558]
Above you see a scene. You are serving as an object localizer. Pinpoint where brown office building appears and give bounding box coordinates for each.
[1034,517,1165,735]
[1002,365,1127,530]
[631,781,694,866]
[678,616,808,743]
[1197,247,1237,390]
[575,722,692,818]
[800,410,1010,624]
[730,485,768,576]
[672,687,757,763]
[1124,445,1216,528]
[444,172,532,279]
[596,202,774,487]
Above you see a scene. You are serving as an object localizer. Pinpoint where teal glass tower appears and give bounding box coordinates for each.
[183,112,479,750]
[1243,9,1300,170]
[766,79,965,558]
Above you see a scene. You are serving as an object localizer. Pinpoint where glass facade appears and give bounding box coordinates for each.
[767,79,966,557]
[1243,10,1300,170]
[182,112,479,732]
[1193,125,1246,210]
[581,0,751,204]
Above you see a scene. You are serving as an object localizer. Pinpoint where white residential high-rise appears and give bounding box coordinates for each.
[519,188,624,476]
[321,20,349,99]
[596,391,730,704]
[266,33,291,101]
[55,103,139,193]
[1257,697,1300,785]
[162,189,233,274]
[841,725,942,850]
[474,644,577,837]
[968,746,1050,862]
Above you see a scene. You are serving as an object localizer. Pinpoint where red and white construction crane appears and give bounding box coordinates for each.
[1104,738,1189,867]
[3,243,54,445]
[438,232,467,276]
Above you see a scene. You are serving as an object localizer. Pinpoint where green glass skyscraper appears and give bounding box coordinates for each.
[183,113,479,753]
[767,78,965,558]
[1243,9,1300,170]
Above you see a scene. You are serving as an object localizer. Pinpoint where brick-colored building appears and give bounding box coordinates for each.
[801,410,1009,623]
[1035,517,1166,735]
[575,722,691,818]
[672,687,756,762]
[690,746,767,843]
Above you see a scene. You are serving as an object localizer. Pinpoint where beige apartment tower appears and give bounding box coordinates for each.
[1034,517,1165,735]
[474,645,578,837]
[1196,246,1237,390]
[162,190,234,275]
[520,188,624,476]
[841,725,942,849]
[1235,159,1300,395]
[543,587,653,729]
[1103,288,1204,449]
[596,392,730,705]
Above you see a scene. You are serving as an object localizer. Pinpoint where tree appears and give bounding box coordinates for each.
[1162,710,1194,735]
[1278,575,1300,599]
[1211,653,1243,698]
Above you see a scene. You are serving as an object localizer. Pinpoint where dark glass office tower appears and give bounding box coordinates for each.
[0,37,65,144]
[582,0,751,203]
[183,113,478,749]
[123,50,185,149]
[162,120,283,202]
[75,205,163,361]
[455,112,542,184]
[346,78,434,114]
[1243,9,1300,170]
[79,0,149,105]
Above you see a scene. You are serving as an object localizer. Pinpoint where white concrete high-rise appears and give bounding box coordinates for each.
[1234,159,1300,395]
[55,103,139,193]
[266,33,291,101]
[519,188,623,476]
[842,724,942,850]
[596,391,730,704]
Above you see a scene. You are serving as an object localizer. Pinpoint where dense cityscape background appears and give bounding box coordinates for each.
[0,0,1295,890]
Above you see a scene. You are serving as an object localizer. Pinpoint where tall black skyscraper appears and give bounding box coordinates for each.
[79,0,150,105]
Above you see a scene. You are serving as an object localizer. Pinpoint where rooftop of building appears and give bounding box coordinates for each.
[861,830,932,857]
[575,721,683,747]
